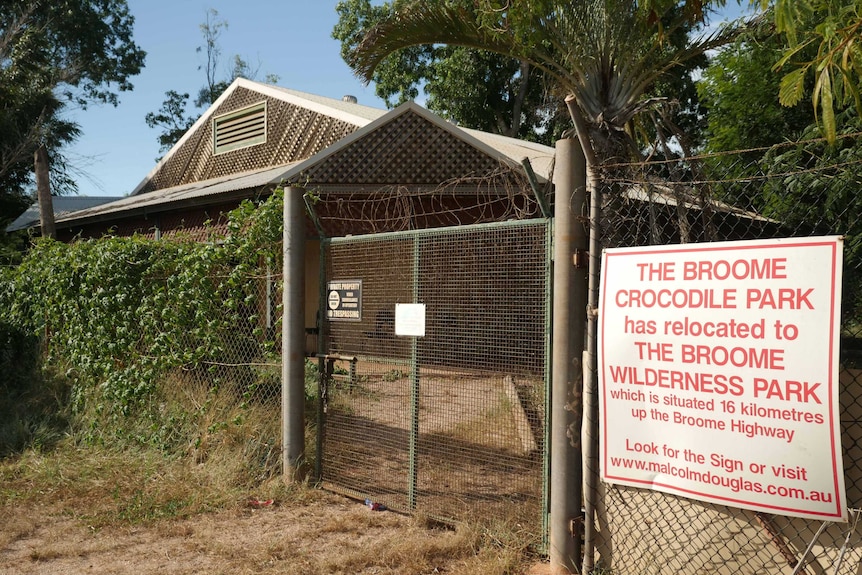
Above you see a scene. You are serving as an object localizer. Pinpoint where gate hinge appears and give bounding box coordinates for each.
[573,249,589,269]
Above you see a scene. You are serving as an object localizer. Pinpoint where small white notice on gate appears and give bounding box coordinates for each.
[598,236,846,521]
[395,303,426,337]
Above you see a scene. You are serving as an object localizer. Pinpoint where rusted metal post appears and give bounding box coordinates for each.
[550,137,588,573]
[283,186,307,480]
[582,160,602,575]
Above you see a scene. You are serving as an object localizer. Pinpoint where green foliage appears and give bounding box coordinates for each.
[0,221,31,269]
[304,358,322,404]
[0,320,71,455]
[770,0,862,143]
[636,4,713,153]
[0,81,81,195]
[758,111,862,319]
[0,0,145,197]
[333,0,568,143]
[0,1,146,108]
[143,90,197,154]
[697,26,816,207]
[0,189,287,447]
[342,0,750,163]
[699,29,813,155]
[697,19,862,322]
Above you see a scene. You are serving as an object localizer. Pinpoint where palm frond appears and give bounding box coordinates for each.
[348,0,761,160]
[349,3,518,84]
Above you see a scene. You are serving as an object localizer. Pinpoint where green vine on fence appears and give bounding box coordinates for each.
[0,188,286,446]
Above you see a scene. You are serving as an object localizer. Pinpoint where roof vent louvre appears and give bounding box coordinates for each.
[213,101,267,155]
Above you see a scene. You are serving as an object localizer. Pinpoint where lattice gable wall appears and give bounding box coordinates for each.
[297,110,517,187]
[137,87,360,194]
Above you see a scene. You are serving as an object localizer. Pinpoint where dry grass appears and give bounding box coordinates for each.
[0,368,541,574]
[0,443,540,575]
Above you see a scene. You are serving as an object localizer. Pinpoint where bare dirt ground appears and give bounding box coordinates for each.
[321,363,545,538]
[1,490,517,575]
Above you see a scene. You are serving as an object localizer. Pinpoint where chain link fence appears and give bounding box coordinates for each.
[588,134,862,574]
[188,268,284,405]
[154,265,285,481]
[317,219,551,544]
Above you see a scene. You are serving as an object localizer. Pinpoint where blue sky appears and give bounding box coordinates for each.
[65,1,388,197]
[64,1,750,198]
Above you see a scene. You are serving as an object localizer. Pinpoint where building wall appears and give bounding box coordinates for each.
[57,202,240,242]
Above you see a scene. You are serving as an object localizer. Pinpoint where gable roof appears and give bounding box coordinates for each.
[51,80,556,231]
[276,101,554,188]
[131,78,387,196]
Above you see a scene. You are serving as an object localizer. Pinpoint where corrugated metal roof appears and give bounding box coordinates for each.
[463,128,555,181]
[622,185,775,222]
[262,84,387,123]
[7,196,123,232]
[55,164,297,226]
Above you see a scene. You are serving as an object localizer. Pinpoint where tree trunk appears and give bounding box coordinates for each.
[34,144,56,239]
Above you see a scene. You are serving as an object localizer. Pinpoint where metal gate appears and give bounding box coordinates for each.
[315,219,551,542]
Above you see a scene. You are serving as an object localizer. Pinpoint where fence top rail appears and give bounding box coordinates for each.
[324,217,550,245]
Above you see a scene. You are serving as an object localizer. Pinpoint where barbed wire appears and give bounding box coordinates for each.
[601,130,862,170]
[596,130,862,188]
[602,156,862,186]
[309,163,546,235]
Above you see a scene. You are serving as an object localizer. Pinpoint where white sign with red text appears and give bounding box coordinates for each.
[598,236,846,521]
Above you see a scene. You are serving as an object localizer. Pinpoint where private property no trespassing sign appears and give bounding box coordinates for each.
[598,236,847,521]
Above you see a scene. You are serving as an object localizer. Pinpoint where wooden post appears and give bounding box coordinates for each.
[34,145,56,239]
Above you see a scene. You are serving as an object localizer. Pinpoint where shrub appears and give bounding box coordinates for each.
[0,189,286,452]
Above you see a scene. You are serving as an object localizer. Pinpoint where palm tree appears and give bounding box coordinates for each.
[347,0,753,168]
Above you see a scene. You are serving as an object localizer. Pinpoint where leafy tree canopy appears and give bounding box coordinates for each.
[0,0,145,241]
[760,109,862,318]
[344,0,750,165]
[698,19,862,318]
[333,0,569,144]
[698,8,861,195]
[770,0,862,143]
[0,0,146,108]
[761,0,862,143]
[698,24,813,154]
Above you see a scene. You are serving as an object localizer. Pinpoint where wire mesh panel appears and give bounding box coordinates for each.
[588,142,862,574]
[320,235,415,512]
[165,267,283,404]
[320,219,550,542]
